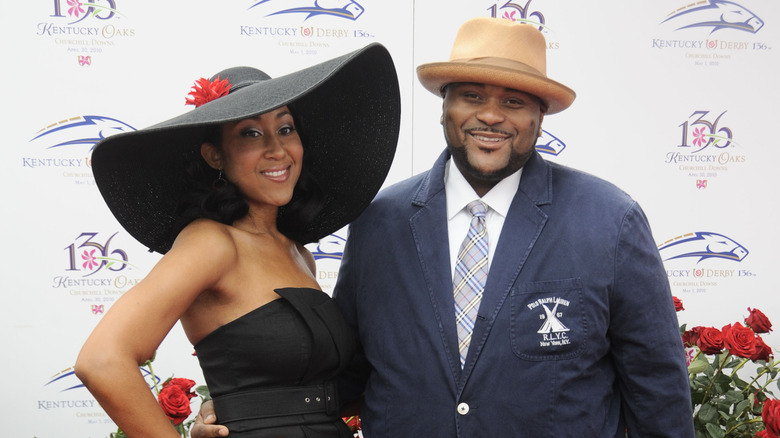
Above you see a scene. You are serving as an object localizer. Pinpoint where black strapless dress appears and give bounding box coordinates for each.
[194,288,357,437]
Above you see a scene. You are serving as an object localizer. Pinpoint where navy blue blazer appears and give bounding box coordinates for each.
[334,150,694,437]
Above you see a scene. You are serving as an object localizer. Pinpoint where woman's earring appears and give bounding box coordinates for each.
[538,128,543,137]
[440,115,444,125]
[212,169,227,189]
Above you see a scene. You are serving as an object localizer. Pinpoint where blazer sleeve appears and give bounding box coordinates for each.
[333,225,371,409]
[608,202,695,437]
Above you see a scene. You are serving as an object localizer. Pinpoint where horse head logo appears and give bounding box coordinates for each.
[535,129,567,156]
[310,234,347,261]
[662,0,764,34]
[30,115,135,151]
[250,0,365,21]
[658,231,749,263]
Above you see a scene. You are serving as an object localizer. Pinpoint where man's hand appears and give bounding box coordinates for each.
[191,400,229,437]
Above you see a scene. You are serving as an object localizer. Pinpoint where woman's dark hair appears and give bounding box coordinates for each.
[174,122,325,242]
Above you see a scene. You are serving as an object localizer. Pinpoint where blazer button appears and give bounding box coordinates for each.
[457,402,470,415]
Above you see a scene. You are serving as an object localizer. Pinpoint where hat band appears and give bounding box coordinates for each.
[230,80,261,93]
[448,56,545,78]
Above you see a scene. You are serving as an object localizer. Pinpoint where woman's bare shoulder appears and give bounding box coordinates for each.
[170,219,239,260]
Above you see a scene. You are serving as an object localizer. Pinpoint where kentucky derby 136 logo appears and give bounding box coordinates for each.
[663,110,746,187]
[304,232,347,294]
[660,231,756,294]
[652,1,771,64]
[241,0,377,55]
[22,115,135,184]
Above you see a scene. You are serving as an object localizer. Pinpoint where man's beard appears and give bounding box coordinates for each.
[446,140,533,187]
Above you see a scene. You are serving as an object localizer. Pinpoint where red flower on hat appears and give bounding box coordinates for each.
[185,76,231,107]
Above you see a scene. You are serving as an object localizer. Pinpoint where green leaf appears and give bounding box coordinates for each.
[714,373,732,386]
[195,384,211,401]
[704,422,725,438]
[723,357,742,369]
[725,390,744,404]
[732,375,750,390]
[734,398,751,416]
[698,403,718,423]
[691,390,707,405]
[689,360,710,375]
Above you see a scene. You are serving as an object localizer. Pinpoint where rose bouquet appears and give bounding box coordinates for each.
[676,297,780,437]
[109,353,209,438]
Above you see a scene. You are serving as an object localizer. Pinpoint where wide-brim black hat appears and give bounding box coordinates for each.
[91,43,400,254]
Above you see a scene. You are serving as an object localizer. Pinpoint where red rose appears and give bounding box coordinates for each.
[673,296,684,312]
[158,385,192,425]
[722,322,758,359]
[746,307,773,334]
[757,429,778,438]
[752,335,774,362]
[164,377,197,400]
[763,398,780,436]
[682,326,704,348]
[696,327,724,355]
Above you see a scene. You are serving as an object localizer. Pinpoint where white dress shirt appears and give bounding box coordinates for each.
[444,158,522,279]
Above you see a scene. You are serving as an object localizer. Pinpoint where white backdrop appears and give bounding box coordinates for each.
[1,1,778,436]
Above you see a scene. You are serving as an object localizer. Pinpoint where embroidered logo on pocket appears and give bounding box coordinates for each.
[528,297,571,348]
[510,279,585,361]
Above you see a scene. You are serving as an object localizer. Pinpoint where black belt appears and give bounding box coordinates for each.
[213,381,340,424]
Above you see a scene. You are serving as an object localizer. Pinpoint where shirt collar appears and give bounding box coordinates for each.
[444,158,522,220]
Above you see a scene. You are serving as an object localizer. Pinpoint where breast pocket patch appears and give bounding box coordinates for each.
[510,278,586,361]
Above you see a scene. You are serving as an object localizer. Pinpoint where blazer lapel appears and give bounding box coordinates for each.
[460,152,552,384]
[409,152,464,382]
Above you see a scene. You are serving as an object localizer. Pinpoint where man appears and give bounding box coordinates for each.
[194,17,694,437]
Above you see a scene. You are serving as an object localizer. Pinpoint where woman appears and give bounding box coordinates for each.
[74,43,400,438]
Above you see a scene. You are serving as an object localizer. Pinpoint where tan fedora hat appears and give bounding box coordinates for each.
[416,17,575,114]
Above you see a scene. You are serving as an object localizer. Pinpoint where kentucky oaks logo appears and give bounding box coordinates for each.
[37,0,134,62]
[64,232,132,278]
[664,110,746,186]
[488,0,546,31]
[53,232,141,312]
[48,0,122,25]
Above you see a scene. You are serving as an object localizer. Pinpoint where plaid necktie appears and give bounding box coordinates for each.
[453,200,489,367]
